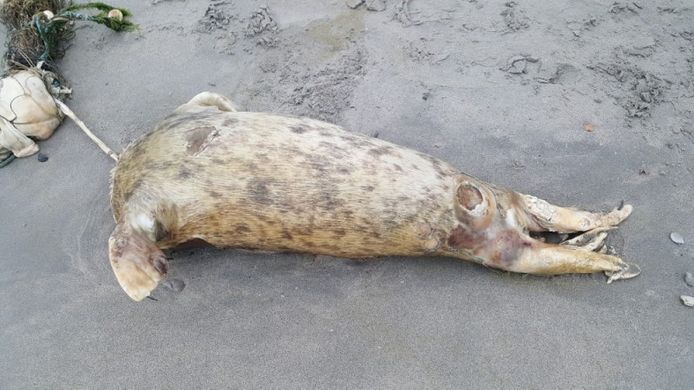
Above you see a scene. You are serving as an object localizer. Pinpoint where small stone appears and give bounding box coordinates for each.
[670,232,685,245]
[681,295,694,307]
[583,122,595,132]
[162,278,186,292]
[37,153,48,162]
[640,92,652,103]
[345,0,364,9]
[685,272,694,287]
[366,0,386,11]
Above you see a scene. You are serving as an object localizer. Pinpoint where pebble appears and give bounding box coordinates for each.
[681,295,694,307]
[685,272,694,287]
[37,153,48,162]
[670,232,684,245]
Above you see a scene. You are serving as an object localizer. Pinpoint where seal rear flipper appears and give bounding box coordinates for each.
[109,223,168,301]
[174,91,237,114]
[501,241,640,282]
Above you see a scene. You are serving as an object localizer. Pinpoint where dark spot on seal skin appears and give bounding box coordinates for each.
[247,178,273,205]
[223,118,238,127]
[293,226,314,236]
[150,161,175,171]
[158,115,188,130]
[392,164,403,172]
[337,167,351,175]
[318,141,342,151]
[178,166,193,179]
[234,224,251,234]
[207,190,223,199]
[368,146,395,157]
[332,229,347,238]
[123,178,143,202]
[362,185,375,192]
[186,126,218,155]
[289,124,309,134]
[282,230,293,240]
[211,157,225,165]
[457,183,484,210]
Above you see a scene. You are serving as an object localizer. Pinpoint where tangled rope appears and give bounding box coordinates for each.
[0,1,134,167]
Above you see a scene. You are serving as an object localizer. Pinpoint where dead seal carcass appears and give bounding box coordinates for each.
[109,92,639,301]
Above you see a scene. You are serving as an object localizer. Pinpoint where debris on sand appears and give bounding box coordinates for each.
[37,152,48,162]
[500,2,529,32]
[622,39,657,58]
[583,122,595,132]
[346,0,384,11]
[681,295,694,307]
[566,16,598,37]
[588,60,670,120]
[245,6,277,37]
[501,55,539,74]
[406,41,449,64]
[684,272,694,287]
[345,0,364,9]
[609,2,641,15]
[289,49,366,122]
[196,1,234,33]
[670,232,685,245]
[0,2,133,165]
[245,6,278,47]
[394,0,421,26]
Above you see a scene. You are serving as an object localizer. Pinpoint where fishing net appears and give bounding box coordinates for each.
[0,68,64,161]
[0,1,134,165]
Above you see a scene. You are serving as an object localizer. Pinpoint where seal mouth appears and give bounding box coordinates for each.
[109,223,168,301]
[110,257,162,301]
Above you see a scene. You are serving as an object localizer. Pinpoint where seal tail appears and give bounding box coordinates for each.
[108,223,168,301]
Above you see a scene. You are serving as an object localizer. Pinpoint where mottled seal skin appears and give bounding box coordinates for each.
[109,92,639,301]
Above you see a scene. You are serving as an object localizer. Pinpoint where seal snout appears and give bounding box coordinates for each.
[109,223,168,301]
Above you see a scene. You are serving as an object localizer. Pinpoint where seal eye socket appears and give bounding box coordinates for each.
[456,181,488,217]
[454,181,495,229]
[457,183,484,211]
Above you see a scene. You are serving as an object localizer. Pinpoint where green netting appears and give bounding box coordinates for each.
[2,1,136,70]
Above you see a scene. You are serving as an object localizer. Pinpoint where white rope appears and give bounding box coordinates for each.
[54,99,119,162]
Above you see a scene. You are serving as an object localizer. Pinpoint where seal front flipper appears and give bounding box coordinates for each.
[108,223,168,301]
[174,91,237,114]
